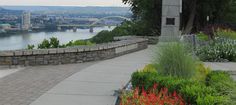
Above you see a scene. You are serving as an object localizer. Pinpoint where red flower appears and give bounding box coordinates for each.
[120,84,186,105]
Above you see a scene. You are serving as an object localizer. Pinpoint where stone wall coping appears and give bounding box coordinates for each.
[0,38,147,57]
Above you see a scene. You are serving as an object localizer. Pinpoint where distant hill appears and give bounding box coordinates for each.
[0,7,22,14]
[1,6,131,15]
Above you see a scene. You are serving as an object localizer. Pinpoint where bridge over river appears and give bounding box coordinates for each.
[57,16,131,33]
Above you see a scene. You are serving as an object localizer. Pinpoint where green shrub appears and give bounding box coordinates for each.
[32,37,94,49]
[131,68,234,105]
[215,28,236,40]
[153,42,197,78]
[131,70,194,93]
[90,21,135,44]
[37,37,61,49]
[27,44,35,50]
[140,64,157,73]
[197,32,209,41]
[49,37,60,48]
[196,95,230,105]
[90,30,114,44]
[192,63,211,82]
[38,39,51,49]
[180,83,217,104]
[196,38,236,62]
[131,71,158,90]
[206,71,236,96]
[66,40,94,46]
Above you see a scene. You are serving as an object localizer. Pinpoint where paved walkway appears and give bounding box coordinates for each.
[30,47,152,105]
[0,62,96,105]
[204,62,236,71]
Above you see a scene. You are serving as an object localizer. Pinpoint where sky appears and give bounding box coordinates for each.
[0,0,128,7]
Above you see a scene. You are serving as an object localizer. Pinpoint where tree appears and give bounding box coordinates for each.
[123,0,236,35]
[123,0,162,36]
[50,37,60,48]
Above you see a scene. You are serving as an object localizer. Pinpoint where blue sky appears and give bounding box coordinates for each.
[0,0,127,7]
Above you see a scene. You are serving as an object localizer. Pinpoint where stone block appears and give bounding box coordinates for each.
[57,48,65,54]
[89,47,99,51]
[0,51,14,56]
[27,56,36,61]
[77,48,84,52]
[14,50,23,56]
[44,61,49,65]
[65,48,77,53]
[48,49,57,54]
[23,50,33,55]
[12,58,19,65]
[4,57,12,62]
[0,57,5,62]
[44,55,51,60]
[84,47,90,52]
[35,60,44,65]
[33,49,49,55]
[29,60,36,65]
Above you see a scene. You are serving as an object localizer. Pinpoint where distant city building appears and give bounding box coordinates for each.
[0,24,11,33]
[21,12,31,30]
[0,24,11,30]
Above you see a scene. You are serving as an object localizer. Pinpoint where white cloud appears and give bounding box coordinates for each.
[0,0,127,7]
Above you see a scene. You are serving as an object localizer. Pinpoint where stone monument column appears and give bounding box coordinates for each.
[160,0,182,41]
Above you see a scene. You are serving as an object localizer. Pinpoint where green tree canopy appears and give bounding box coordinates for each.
[123,0,236,35]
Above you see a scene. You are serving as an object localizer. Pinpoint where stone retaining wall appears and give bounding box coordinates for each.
[0,38,148,66]
[114,36,159,45]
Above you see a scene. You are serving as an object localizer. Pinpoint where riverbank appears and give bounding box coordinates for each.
[0,26,114,51]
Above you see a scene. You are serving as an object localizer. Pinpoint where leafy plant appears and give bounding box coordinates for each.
[90,30,114,43]
[197,32,209,41]
[206,71,236,96]
[38,39,51,49]
[30,37,94,49]
[130,66,234,105]
[27,44,35,50]
[90,21,136,44]
[196,95,230,105]
[215,28,236,40]
[153,42,197,78]
[196,38,236,62]
[66,40,94,46]
[192,63,211,82]
[180,83,218,104]
[120,84,185,105]
[140,64,157,73]
[131,71,158,90]
[50,37,60,48]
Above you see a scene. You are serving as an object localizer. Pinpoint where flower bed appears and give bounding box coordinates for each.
[195,28,236,62]
[119,64,236,105]
[119,41,236,105]
[120,84,185,105]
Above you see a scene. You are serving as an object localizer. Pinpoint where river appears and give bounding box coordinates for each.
[0,26,115,51]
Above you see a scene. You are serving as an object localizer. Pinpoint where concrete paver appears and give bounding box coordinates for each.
[0,62,96,105]
[204,62,236,71]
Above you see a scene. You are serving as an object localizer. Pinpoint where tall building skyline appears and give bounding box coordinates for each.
[21,12,31,30]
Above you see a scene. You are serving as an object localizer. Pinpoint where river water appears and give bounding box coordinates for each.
[0,26,114,51]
